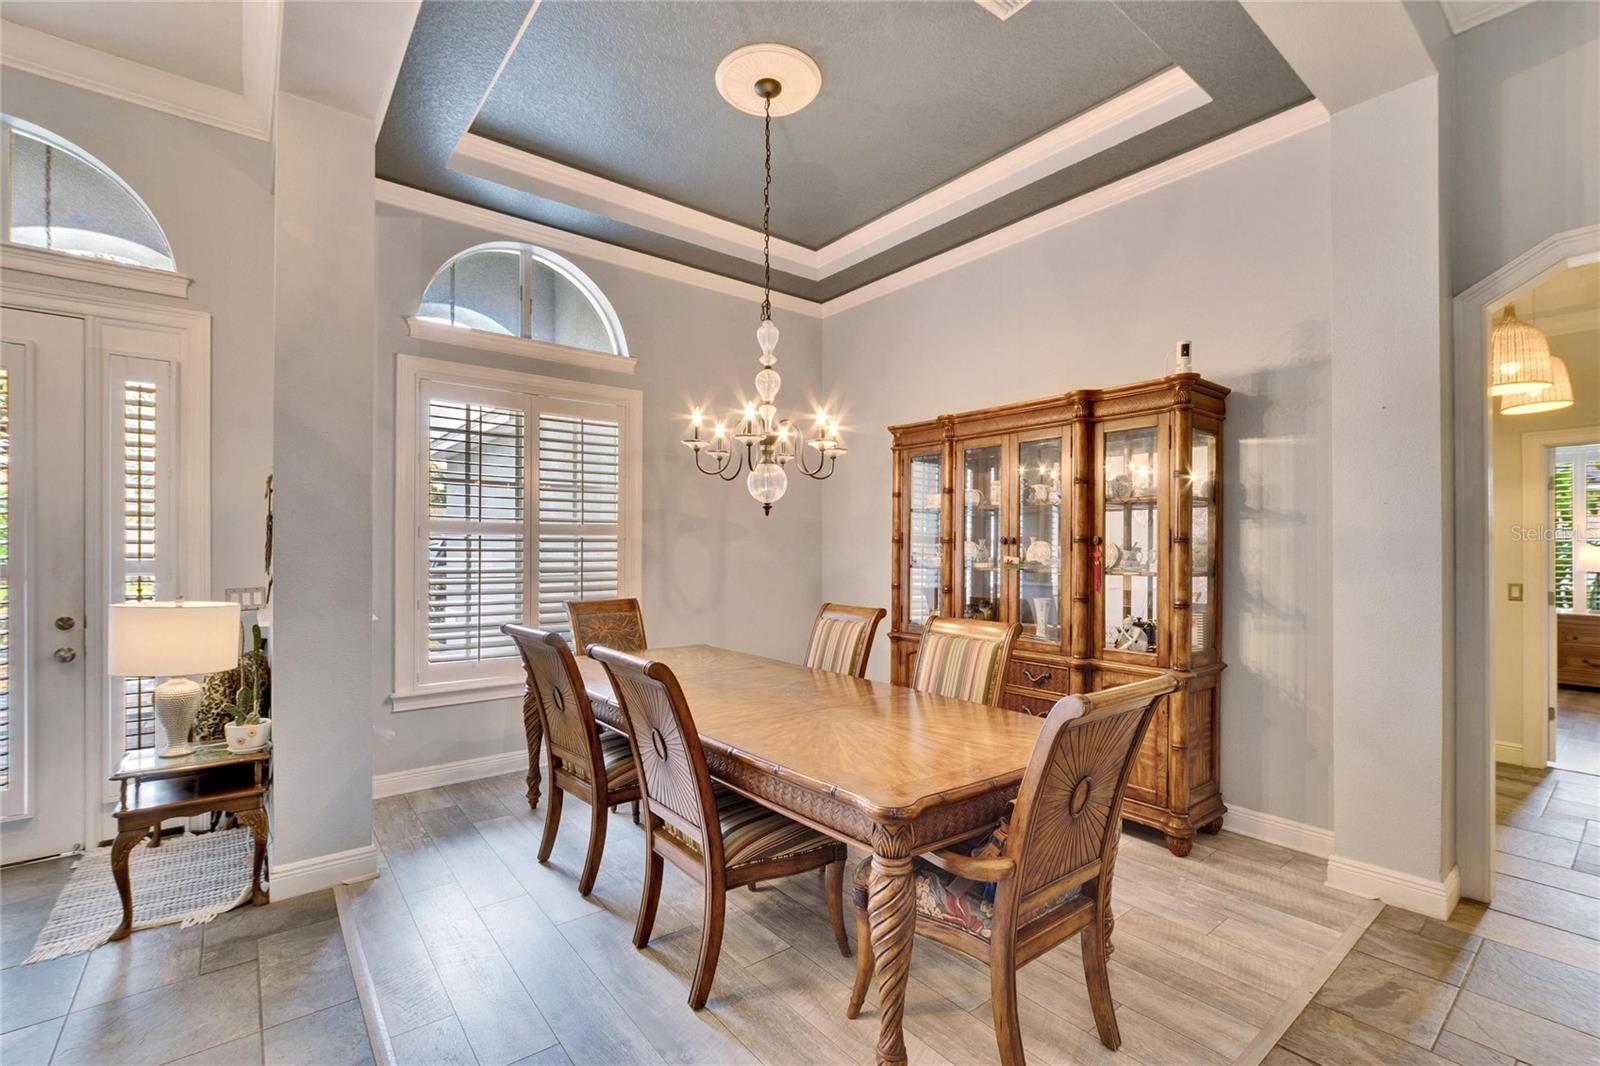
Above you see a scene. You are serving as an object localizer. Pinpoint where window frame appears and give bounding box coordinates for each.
[392,354,642,711]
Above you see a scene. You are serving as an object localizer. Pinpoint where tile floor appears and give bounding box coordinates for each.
[0,858,373,1066]
[1271,762,1600,1066]
[1555,686,1600,776]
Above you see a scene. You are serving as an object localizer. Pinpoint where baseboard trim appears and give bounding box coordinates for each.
[1494,741,1524,765]
[1223,805,1335,859]
[1326,855,1461,919]
[371,749,529,800]
[268,844,379,900]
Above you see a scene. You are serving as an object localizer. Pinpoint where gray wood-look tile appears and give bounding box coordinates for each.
[372,796,455,898]
[1313,950,1459,1047]
[1117,907,1298,998]
[510,1044,575,1066]
[51,960,259,1066]
[1354,920,1480,985]
[164,1032,264,1065]
[1280,1002,1452,1065]
[1495,825,1582,866]
[403,786,459,814]
[257,917,358,1029]
[1577,842,1600,877]
[1493,852,1600,899]
[409,881,557,1066]
[198,888,339,973]
[71,921,200,1011]
[1102,917,1279,1028]
[338,873,455,1037]
[1430,1029,1515,1066]
[443,778,516,823]
[1261,1046,1318,1066]
[390,1014,477,1066]
[0,952,86,1034]
[1490,874,1600,939]
[0,1015,63,1066]
[1461,940,1600,1038]
[0,860,73,970]
[1497,807,1589,843]
[262,999,373,1066]
[1445,900,1600,976]
[479,893,665,1065]
[1545,797,1600,823]
[414,803,525,908]
[1442,989,1600,1066]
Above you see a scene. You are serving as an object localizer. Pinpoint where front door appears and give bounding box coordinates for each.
[1,308,88,862]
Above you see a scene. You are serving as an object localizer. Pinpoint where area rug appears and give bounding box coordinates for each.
[24,827,255,963]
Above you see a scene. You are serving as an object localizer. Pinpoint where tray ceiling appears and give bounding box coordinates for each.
[377,0,1310,302]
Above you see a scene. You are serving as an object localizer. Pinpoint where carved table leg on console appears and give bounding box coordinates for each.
[237,807,270,905]
[867,825,916,1066]
[109,828,145,941]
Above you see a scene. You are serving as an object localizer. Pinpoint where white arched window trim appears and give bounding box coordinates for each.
[0,116,191,299]
[406,241,633,376]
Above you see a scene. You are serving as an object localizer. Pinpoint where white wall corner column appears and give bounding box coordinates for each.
[269,93,378,894]
[1327,74,1457,918]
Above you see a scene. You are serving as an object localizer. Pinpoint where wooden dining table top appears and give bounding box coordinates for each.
[575,644,1044,822]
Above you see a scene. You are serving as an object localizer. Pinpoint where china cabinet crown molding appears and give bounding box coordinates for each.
[888,371,1229,856]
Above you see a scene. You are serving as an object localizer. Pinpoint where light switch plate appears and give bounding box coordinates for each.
[226,586,268,609]
[1508,583,1523,602]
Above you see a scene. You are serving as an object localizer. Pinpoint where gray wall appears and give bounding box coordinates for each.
[1451,1,1600,293]
[817,125,1337,831]
[372,210,824,776]
[0,68,275,598]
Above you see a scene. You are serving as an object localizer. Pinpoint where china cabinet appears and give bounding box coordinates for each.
[889,372,1228,855]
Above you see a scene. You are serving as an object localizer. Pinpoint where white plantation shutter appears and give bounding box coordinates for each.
[406,374,633,693]
[537,408,622,635]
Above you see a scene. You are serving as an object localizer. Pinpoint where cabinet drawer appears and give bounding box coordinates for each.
[1006,658,1068,695]
[1558,649,1600,687]
[1002,688,1065,717]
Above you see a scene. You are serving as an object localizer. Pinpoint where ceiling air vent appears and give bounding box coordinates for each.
[974,0,1032,20]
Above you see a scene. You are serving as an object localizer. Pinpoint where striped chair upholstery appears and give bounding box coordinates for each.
[661,789,837,869]
[910,616,1021,706]
[804,603,886,678]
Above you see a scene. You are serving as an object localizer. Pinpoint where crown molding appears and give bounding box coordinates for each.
[1439,0,1531,35]
[404,315,638,374]
[448,66,1209,283]
[375,179,826,317]
[1,242,193,298]
[0,6,282,140]
[817,99,1330,317]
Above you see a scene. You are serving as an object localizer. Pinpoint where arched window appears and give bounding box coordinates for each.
[1,116,176,272]
[418,242,628,358]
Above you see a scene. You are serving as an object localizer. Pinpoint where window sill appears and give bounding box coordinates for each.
[404,317,636,375]
[2,242,192,298]
[390,681,525,713]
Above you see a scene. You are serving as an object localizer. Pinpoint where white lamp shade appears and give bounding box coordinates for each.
[108,601,240,677]
[1579,541,1600,572]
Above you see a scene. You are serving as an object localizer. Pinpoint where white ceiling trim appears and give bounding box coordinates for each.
[1439,1,1531,35]
[375,178,826,317]
[372,1,424,137]
[817,99,1330,318]
[447,66,1210,283]
[382,98,1328,321]
[0,5,282,141]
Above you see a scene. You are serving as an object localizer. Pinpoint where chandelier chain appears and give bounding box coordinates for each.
[761,95,772,322]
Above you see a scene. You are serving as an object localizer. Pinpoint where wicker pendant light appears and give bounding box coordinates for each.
[1500,355,1574,415]
[1488,304,1554,396]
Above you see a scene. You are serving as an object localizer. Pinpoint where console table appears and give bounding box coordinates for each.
[109,744,271,941]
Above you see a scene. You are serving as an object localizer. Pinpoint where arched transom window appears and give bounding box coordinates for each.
[418,242,628,358]
[1,115,177,272]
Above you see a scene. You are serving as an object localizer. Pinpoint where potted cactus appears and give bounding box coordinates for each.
[223,623,271,752]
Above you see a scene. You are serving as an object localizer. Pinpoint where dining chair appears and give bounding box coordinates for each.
[804,602,887,678]
[910,615,1022,706]
[505,625,643,896]
[566,597,648,656]
[591,645,852,1009]
[845,675,1177,1064]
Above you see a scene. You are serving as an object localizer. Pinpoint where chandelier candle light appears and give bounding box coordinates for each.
[683,46,843,515]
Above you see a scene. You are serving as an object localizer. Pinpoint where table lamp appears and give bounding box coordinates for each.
[108,600,240,757]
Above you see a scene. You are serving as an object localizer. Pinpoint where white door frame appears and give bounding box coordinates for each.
[1452,223,1600,903]
[1520,430,1600,768]
[0,281,210,849]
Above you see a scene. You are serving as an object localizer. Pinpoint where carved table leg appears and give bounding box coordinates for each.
[1164,833,1193,857]
[867,826,916,1066]
[521,688,543,811]
[109,828,144,941]
[237,807,270,905]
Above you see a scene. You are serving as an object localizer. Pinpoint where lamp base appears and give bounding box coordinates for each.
[154,676,203,758]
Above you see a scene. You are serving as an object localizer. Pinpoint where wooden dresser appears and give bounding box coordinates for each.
[1558,613,1600,688]
[889,373,1227,856]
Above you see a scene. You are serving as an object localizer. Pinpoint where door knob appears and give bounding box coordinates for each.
[55,616,76,631]
[53,647,77,663]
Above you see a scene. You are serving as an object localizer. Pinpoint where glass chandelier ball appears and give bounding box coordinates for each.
[755,367,781,402]
[757,319,780,367]
[747,461,788,505]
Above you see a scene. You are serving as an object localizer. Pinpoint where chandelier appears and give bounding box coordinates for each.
[682,47,843,515]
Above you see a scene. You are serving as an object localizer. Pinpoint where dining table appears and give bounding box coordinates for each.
[571,643,1045,1066]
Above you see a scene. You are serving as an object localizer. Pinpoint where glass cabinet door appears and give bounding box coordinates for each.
[905,449,944,629]
[1103,425,1159,655]
[1015,434,1064,643]
[1189,426,1217,655]
[959,442,1004,621]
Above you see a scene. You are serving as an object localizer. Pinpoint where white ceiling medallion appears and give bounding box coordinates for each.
[715,44,821,118]
[975,0,1034,21]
